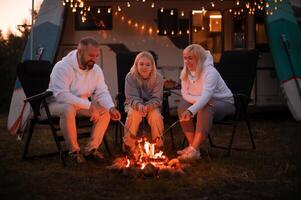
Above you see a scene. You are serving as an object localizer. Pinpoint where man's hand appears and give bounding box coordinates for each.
[89,103,100,123]
[109,107,121,121]
[180,110,193,121]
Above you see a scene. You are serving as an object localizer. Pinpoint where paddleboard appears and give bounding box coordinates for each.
[266,0,301,121]
[7,0,65,134]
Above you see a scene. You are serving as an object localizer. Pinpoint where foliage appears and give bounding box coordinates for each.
[0,30,28,113]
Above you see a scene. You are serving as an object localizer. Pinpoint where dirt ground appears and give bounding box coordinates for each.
[0,109,300,200]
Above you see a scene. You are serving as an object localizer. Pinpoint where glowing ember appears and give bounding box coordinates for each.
[125,157,130,168]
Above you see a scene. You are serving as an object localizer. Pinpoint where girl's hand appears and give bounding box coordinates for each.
[137,103,147,117]
[180,110,193,121]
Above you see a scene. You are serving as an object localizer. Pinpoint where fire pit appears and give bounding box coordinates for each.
[107,137,190,178]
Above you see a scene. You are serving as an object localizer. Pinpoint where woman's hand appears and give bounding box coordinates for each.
[180,110,193,121]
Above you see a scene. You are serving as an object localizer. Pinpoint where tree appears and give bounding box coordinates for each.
[0,30,27,113]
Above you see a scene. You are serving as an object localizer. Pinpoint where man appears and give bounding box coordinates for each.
[46,36,121,163]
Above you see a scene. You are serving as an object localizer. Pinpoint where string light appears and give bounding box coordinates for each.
[64,0,282,33]
[151,2,155,8]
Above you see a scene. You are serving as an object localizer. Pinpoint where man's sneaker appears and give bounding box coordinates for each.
[84,149,104,162]
[177,146,191,155]
[178,147,201,161]
[69,151,86,164]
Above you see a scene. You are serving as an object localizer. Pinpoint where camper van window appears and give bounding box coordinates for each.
[191,10,222,63]
[233,14,247,50]
[255,13,269,52]
[75,6,113,30]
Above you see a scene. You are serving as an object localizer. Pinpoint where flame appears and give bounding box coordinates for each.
[141,163,146,169]
[126,158,130,168]
[130,137,168,169]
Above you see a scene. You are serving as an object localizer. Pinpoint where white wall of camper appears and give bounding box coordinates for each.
[58,0,285,108]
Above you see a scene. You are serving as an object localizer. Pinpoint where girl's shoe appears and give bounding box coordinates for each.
[177,145,192,155]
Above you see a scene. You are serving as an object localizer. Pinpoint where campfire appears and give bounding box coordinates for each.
[107,137,190,178]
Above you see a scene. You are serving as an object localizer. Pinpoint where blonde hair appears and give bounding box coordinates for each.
[130,51,157,87]
[180,44,207,81]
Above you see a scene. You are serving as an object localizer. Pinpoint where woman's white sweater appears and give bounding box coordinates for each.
[181,51,234,116]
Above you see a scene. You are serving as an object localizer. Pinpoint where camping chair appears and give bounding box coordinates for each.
[114,52,137,148]
[17,60,111,166]
[114,52,175,150]
[180,50,258,155]
[208,50,259,155]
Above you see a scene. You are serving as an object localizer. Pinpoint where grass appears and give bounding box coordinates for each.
[0,109,300,200]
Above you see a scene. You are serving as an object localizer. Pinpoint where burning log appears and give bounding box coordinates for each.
[142,163,158,178]
[122,166,142,178]
[107,137,190,178]
[106,157,129,172]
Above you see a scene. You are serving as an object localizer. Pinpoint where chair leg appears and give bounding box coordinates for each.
[181,136,187,149]
[169,127,175,150]
[208,134,215,148]
[246,115,256,150]
[22,119,36,160]
[43,101,66,166]
[115,121,119,145]
[103,135,112,157]
[48,122,66,166]
[227,121,238,156]
[119,124,123,151]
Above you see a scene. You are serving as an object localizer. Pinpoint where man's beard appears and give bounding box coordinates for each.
[80,55,95,70]
[83,61,95,70]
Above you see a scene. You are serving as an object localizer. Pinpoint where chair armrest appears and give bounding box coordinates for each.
[233,93,251,104]
[24,91,53,103]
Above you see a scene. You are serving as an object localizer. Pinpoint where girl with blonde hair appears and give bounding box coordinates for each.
[123,51,164,152]
[177,44,235,161]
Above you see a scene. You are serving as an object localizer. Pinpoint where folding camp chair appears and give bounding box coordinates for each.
[180,50,258,155]
[208,50,259,155]
[17,60,111,166]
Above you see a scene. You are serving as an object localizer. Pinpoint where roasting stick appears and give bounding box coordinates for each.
[118,120,136,137]
[118,119,181,140]
[158,119,181,140]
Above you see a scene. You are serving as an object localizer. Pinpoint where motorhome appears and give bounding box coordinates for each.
[8,0,301,133]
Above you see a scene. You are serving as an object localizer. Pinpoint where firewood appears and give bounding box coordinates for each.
[142,163,158,177]
[168,158,180,168]
[122,166,142,178]
[157,168,173,178]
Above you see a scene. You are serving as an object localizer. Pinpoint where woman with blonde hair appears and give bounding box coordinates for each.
[123,51,164,152]
[177,44,235,161]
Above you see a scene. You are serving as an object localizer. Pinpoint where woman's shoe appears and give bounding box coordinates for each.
[177,145,192,155]
[178,147,201,161]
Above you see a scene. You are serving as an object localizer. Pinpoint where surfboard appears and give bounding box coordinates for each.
[7,0,65,134]
[266,0,301,121]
